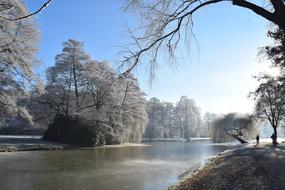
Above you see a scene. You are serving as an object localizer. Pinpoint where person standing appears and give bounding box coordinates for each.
[256,134,260,145]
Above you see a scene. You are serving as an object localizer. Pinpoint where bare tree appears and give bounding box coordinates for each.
[252,75,285,145]
[120,0,285,75]
[0,0,52,21]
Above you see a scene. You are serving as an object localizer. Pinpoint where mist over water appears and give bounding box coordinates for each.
[0,141,237,190]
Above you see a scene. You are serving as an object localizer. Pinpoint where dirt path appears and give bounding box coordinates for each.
[169,143,285,190]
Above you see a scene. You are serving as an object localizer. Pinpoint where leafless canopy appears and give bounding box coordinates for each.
[120,0,285,77]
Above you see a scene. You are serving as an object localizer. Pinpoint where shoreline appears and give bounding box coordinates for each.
[169,142,285,190]
[141,137,211,142]
[0,135,78,152]
[0,136,151,152]
[0,136,234,152]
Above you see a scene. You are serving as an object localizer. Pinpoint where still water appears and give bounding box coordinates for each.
[0,141,237,190]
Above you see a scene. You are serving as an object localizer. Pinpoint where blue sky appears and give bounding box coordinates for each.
[26,0,276,115]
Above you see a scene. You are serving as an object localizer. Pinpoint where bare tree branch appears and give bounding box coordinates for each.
[120,0,285,75]
[0,0,52,21]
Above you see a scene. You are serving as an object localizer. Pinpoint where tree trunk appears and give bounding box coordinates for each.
[231,134,248,144]
[73,63,79,108]
[272,127,278,146]
[72,48,79,110]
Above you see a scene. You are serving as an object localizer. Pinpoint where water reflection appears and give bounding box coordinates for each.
[0,141,237,190]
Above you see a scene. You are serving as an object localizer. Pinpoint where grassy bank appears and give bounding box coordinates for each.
[169,143,285,190]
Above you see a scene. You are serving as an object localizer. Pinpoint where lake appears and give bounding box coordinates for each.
[0,140,237,190]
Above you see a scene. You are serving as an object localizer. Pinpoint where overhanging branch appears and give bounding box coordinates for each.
[0,0,52,21]
[121,0,225,75]
[232,0,279,27]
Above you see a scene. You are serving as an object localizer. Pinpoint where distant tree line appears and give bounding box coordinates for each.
[143,97,260,144]
[144,96,204,140]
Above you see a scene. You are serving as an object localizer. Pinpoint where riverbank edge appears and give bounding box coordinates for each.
[168,142,285,190]
[141,137,211,142]
[0,140,150,152]
[0,141,72,152]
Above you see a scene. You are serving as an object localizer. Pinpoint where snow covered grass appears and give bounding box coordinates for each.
[169,142,285,190]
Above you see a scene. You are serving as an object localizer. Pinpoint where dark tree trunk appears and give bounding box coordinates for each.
[72,63,79,108]
[272,127,278,146]
[231,134,248,144]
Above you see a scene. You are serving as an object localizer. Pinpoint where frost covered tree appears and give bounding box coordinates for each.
[145,98,176,138]
[32,39,148,145]
[37,39,110,120]
[202,112,219,137]
[0,0,40,125]
[161,102,175,138]
[45,39,90,116]
[145,97,162,138]
[118,74,148,142]
[144,96,202,139]
[212,113,258,143]
[175,96,202,140]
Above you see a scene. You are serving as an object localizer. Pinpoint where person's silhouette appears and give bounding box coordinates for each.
[256,135,259,145]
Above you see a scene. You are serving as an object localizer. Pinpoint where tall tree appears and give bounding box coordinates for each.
[32,39,148,145]
[254,26,285,145]
[252,75,285,145]
[119,74,148,142]
[176,96,202,140]
[145,97,162,138]
[46,39,90,116]
[0,0,40,123]
[202,112,219,137]
[161,102,175,138]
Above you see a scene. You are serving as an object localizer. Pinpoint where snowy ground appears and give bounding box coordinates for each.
[169,142,285,190]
